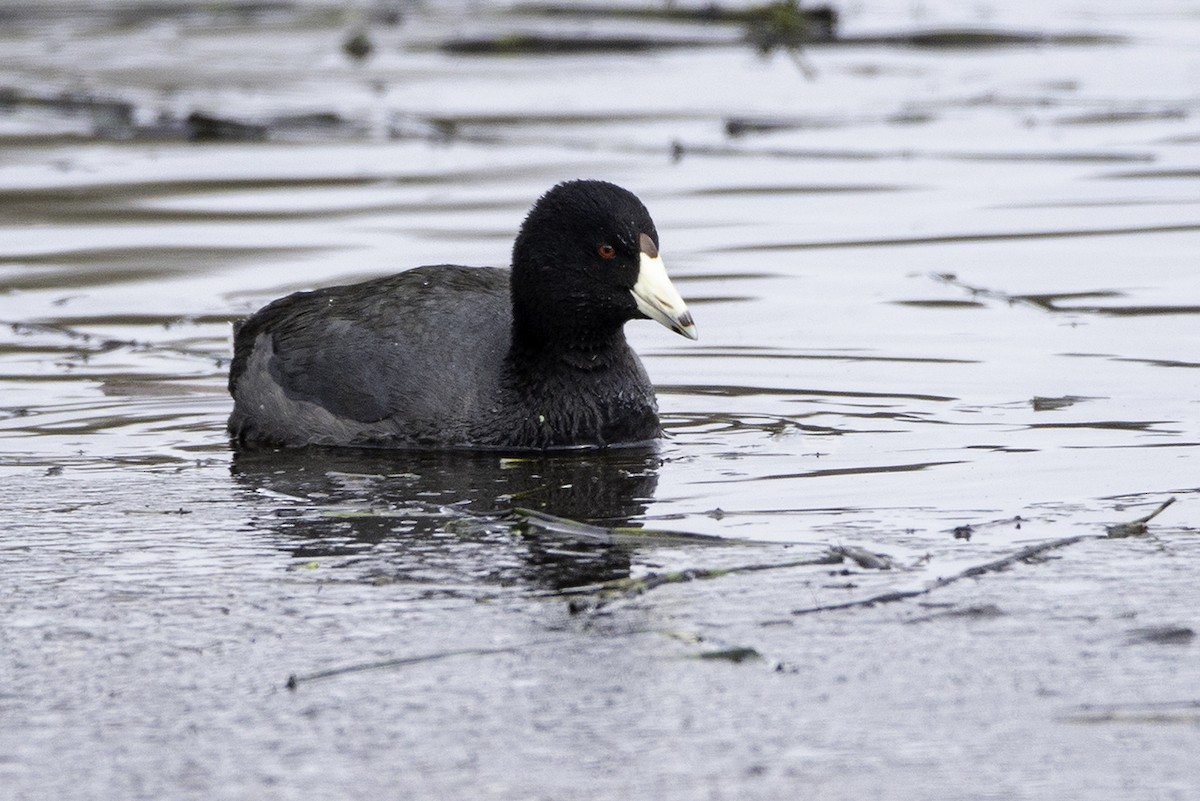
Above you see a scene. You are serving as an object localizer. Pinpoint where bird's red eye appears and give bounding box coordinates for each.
[597,244,616,259]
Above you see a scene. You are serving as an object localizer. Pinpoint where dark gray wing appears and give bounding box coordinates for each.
[231,266,512,424]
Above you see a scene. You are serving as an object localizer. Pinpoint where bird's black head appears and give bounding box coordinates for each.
[510,180,695,349]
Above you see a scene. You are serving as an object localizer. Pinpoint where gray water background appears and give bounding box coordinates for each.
[2,1,1199,798]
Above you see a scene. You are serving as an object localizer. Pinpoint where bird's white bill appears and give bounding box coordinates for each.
[632,252,698,340]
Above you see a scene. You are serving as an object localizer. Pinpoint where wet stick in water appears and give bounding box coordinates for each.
[281,523,1120,686]
[510,507,737,546]
[794,498,1181,615]
[544,554,844,602]
[510,507,854,599]
[1105,496,1177,538]
[285,627,795,689]
[792,535,1097,615]
[519,501,1180,611]
[285,637,576,690]
[931,273,1200,316]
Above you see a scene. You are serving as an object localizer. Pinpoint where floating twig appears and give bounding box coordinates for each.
[1061,700,1200,725]
[546,552,843,601]
[830,544,895,570]
[1105,497,1177,538]
[793,534,1096,615]
[287,499,1183,687]
[510,507,743,546]
[285,637,572,690]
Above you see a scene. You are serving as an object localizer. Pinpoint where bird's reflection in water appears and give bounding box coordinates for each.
[231,447,660,591]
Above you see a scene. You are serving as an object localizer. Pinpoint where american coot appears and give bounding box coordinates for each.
[227,180,697,450]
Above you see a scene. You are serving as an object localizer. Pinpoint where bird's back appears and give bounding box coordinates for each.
[229,266,512,447]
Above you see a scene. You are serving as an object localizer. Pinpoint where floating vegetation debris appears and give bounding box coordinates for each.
[830,544,895,570]
[513,497,1180,611]
[906,603,1006,623]
[1031,395,1091,412]
[933,273,1200,317]
[286,637,574,689]
[0,86,367,143]
[342,30,374,62]
[444,2,1118,56]
[509,0,838,53]
[509,507,734,546]
[1055,108,1187,126]
[696,646,763,663]
[513,1,834,30]
[281,496,1182,688]
[725,110,934,137]
[743,1,838,54]
[1124,625,1195,645]
[439,33,708,55]
[792,535,1097,615]
[185,112,267,143]
[846,29,1122,48]
[1062,700,1200,725]
[1105,497,1176,539]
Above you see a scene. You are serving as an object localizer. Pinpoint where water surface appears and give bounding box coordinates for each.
[2,2,1199,799]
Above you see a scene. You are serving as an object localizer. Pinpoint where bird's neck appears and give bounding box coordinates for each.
[508,320,630,372]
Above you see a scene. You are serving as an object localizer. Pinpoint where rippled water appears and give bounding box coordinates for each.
[2,2,1199,799]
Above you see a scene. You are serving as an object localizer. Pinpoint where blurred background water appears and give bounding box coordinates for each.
[2,2,1198,799]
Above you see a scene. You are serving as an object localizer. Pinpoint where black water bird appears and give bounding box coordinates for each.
[227,180,697,450]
